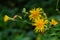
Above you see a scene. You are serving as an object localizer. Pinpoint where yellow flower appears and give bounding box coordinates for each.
[50,19,58,26]
[29,8,42,21]
[36,35,40,40]
[32,19,48,33]
[4,15,10,22]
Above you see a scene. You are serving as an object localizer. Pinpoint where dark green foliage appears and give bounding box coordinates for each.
[0,0,60,40]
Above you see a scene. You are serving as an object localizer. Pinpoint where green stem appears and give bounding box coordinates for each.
[56,0,59,9]
[17,15,22,19]
[9,18,15,21]
[56,0,60,13]
[17,15,32,24]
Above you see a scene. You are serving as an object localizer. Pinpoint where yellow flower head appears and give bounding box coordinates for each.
[33,19,48,33]
[50,19,58,26]
[36,35,40,40]
[29,8,42,21]
[4,15,10,22]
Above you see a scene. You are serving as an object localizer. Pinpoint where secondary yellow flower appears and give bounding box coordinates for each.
[50,19,58,26]
[33,19,48,33]
[4,15,10,22]
[29,8,42,21]
[36,35,40,40]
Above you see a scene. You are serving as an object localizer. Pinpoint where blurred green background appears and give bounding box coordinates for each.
[0,0,60,40]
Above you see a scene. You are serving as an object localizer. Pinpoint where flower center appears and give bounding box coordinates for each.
[32,11,39,18]
[36,21,44,27]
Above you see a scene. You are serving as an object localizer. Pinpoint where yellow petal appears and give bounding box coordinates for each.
[4,15,9,22]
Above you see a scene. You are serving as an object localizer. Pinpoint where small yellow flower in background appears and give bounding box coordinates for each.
[50,18,58,26]
[4,15,10,22]
[29,8,42,21]
[36,35,40,40]
[32,19,48,33]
